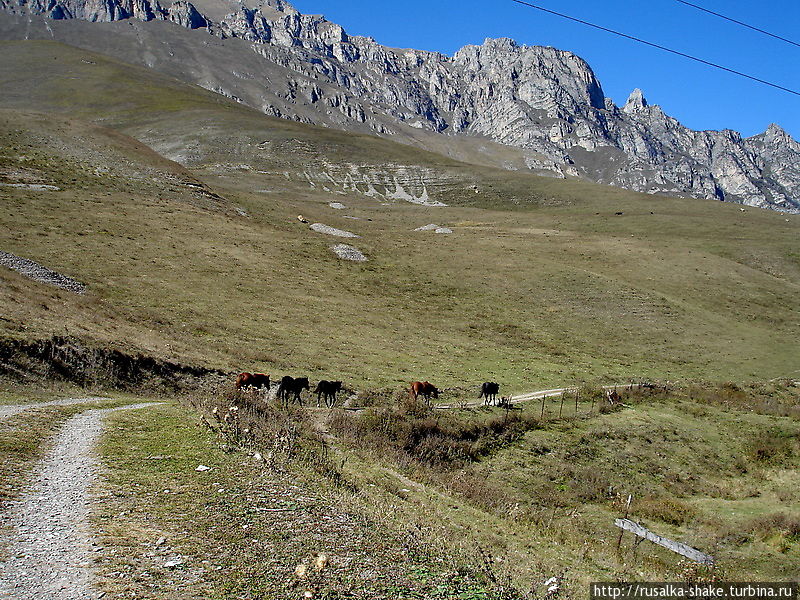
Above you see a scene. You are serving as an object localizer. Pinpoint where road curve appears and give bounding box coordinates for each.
[434,383,634,410]
[0,397,111,421]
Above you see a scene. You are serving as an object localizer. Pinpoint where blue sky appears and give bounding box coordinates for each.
[290,0,799,140]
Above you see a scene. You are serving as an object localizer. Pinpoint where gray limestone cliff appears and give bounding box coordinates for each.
[2,0,798,212]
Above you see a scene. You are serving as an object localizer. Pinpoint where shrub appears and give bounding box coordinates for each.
[745,430,796,464]
[328,402,541,470]
[634,496,697,526]
[186,384,353,488]
[744,512,800,541]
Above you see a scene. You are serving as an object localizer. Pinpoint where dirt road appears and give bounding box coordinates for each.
[434,383,632,410]
[0,397,109,420]
[0,400,161,600]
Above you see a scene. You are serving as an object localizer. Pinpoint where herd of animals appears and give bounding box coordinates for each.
[235,372,340,407]
[235,372,504,408]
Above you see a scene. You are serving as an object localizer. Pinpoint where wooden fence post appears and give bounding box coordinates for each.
[614,518,714,564]
[615,494,633,554]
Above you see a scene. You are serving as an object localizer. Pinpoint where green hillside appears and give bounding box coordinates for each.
[0,40,798,391]
[0,39,797,599]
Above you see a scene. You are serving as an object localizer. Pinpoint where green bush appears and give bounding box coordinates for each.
[634,496,697,526]
[328,401,542,469]
[745,430,796,464]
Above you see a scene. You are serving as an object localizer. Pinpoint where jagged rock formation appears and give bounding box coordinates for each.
[2,0,798,212]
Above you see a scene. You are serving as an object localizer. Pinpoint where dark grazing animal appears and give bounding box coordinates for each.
[410,381,439,405]
[235,372,270,391]
[605,388,621,405]
[277,375,310,406]
[314,380,343,408]
[480,382,500,406]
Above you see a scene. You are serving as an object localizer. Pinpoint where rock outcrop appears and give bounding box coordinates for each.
[2,0,798,212]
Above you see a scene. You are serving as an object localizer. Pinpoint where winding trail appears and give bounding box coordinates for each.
[436,386,570,409]
[325,384,636,412]
[434,383,633,410]
[0,397,110,420]
[0,400,161,600]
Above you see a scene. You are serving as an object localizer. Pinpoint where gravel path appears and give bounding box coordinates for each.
[0,401,161,599]
[0,251,86,294]
[0,397,109,421]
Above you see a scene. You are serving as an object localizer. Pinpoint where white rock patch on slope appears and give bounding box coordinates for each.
[331,244,367,262]
[414,224,452,234]
[328,202,346,209]
[0,183,60,191]
[0,251,86,293]
[310,223,360,238]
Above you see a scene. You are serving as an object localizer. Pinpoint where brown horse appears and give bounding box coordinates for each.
[410,381,439,405]
[235,372,270,391]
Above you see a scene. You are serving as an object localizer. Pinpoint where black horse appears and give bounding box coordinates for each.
[314,380,343,408]
[277,375,310,406]
[480,382,500,406]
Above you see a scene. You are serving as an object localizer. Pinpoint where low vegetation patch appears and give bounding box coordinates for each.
[329,399,542,469]
[94,399,519,599]
[633,496,697,526]
[685,380,800,419]
[744,512,800,542]
[745,429,797,464]
[187,387,350,486]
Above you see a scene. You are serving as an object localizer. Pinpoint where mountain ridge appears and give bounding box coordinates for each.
[2,0,798,212]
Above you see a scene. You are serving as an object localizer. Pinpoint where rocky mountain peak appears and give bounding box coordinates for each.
[765,122,790,141]
[623,88,648,113]
[756,122,800,156]
[1,0,797,212]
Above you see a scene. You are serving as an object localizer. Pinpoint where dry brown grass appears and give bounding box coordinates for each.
[633,496,698,526]
[2,41,800,393]
[328,399,543,470]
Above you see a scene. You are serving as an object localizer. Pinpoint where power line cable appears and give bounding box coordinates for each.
[510,0,800,97]
[674,0,800,49]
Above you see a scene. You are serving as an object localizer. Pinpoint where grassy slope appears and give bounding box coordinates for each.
[0,40,798,392]
[319,384,800,594]
[475,396,800,584]
[0,38,796,600]
[94,401,504,599]
[86,384,797,598]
